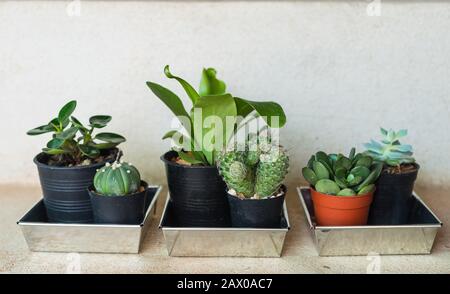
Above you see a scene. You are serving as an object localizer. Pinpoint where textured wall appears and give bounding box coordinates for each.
[1,1,449,189]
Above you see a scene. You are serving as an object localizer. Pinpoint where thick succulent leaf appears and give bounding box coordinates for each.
[337,188,356,196]
[71,116,88,133]
[27,124,55,135]
[56,126,78,140]
[315,151,330,166]
[390,144,412,153]
[46,138,64,149]
[334,176,348,189]
[302,167,318,186]
[42,148,68,155]
[93,142,119,150]
[396,129,408,139]
[164,65,200,105]
[95,132,126,144]
[349,147,356,160]
[79,144,100,158]
[380,127,388,136]
[350,166,371,179]
[358,184,376,195]
[315,179,340,195]
[199,68,226,97]
[58,100,77,125]
[307,155,315,169]
[234,97,286,128]
[89,115,112,128]
[313,161,329,180]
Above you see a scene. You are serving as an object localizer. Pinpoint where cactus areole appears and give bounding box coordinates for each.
[93,160,141,196]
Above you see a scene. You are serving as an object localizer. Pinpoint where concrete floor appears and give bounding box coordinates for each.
[1,184,449,274]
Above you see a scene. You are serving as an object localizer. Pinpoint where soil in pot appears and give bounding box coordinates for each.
[368,163,419,225]
[227,186,286,228]
[89,181,148,224]
[34,148,117,223]
[161,151,231,227]
[311,187,374,226]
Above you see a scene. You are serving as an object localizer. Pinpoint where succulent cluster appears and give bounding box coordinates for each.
[302,148,383,196]
[363,128,415,167]
[217,136,289,199]
[93,159,141,196]
[27,100,125,165]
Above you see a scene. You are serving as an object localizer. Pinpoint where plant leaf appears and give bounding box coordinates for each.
[46,138,64,149]
[27,124,55,135]
[199,68,226,97]
[164,65,200,105]
[89,115,111,128]
[58,100,77,125]
[95,132,126,144]
[56,126,78,140]
[178,151,205,165]
[234,97,286,128]
[42,148,68,155]
[79,144,100,158]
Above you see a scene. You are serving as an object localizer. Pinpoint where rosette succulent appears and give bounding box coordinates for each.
[363,128,415,166]
[93,160,141,196]
[302,148,383,196]
[217,136,289,199]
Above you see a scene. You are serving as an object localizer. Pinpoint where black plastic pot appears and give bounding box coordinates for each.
[34,150,116,223]
[161,151,230,227]
[368,164,419,225]
[227,186,286,228]
[88,181,148,224]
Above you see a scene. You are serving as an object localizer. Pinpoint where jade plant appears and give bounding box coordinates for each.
[93,157,141,196]
[146,66,286,166]
[363,128,415,172]
[27,100,126,166]
[302,148,383,196]
[217,135,289,199]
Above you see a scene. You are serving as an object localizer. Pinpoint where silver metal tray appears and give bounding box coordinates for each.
[297,186,443,256]
[159,194,290,257]
[17,185,162,253]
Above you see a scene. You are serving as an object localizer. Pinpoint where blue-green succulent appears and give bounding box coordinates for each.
[363,128,415,166]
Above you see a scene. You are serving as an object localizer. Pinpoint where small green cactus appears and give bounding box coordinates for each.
[302,148,382,196]
[217,136,289,199]
[94,160,141,196]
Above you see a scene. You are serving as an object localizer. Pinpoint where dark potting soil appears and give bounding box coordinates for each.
[44,148,118,167]
[384,163,417,175]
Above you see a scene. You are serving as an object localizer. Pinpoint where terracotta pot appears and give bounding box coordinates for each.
[311,187,374,226]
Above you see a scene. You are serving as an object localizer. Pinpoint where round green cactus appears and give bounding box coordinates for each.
[255,147,289,197]
[93,161,141,196]
[217,150,254,197]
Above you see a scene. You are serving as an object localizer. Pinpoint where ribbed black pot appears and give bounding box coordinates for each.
[227,186,286,228]
[161,151,230,227]
[368,164,419,225]
[89,181,148,224]
[34,150,116,223]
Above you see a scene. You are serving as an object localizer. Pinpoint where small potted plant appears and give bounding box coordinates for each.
[217,134,289,228]
[363,128,418,225]
[302,148,383,226]
[146,66,286,227]
[27,100,126,223]
[88,153,149,224]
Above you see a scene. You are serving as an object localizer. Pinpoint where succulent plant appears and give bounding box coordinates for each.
[302,148,383,196]
[363,128,415,167]
[93,158,141,196]
[27,100,126,166]
[217,136,289,199]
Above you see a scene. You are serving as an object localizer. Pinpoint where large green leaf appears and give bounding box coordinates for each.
[56,126,79,140]
[79,144,100,158]
[58,100,77,125]
[193,94,237,165]
[27,124,55,135]
[42,148,68,155]
[95,132,126,144]
[89,115,111,128]
[46,138,64,149]
[164,65,200,105]
[199,68,226,97]
[146,81,192,134]
[234,97,286,128]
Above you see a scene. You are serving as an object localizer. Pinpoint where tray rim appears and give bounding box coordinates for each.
[17,185,162,229]
[297,186,443,230]
[159,193,291,232]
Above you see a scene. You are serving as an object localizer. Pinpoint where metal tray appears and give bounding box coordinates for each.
[17,186,162,253]
[297,187,443,256]
[159,194,290,257]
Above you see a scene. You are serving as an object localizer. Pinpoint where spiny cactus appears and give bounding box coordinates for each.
[302,148,382,196]
[94,160,141,196]
[217,136,289,199]
[363,128,415,166]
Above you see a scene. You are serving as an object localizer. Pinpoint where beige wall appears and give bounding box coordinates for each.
[1,1,449,189]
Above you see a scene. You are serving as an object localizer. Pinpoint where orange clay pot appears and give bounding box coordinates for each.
[311,187,374,226]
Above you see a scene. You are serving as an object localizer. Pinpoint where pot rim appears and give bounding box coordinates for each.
[160,150,216,169]
[227,185,287,201]
[33,148,118,170]
[310,186,373,199]
[88,180,149,197]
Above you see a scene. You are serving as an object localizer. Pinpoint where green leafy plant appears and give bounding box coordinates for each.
[27,100,126,165]
[217,135,289,199]
[363,128,415,167]
[146,66,286,166]
[302,148,383,196]
[93,157,141,196]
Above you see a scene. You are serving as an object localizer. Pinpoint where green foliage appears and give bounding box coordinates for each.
[302,148,383,196]
[363,127,415,167]
[217,135,289,199]
[146,65,287,166]
[27,100,125,164]
[94,160,141,196]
